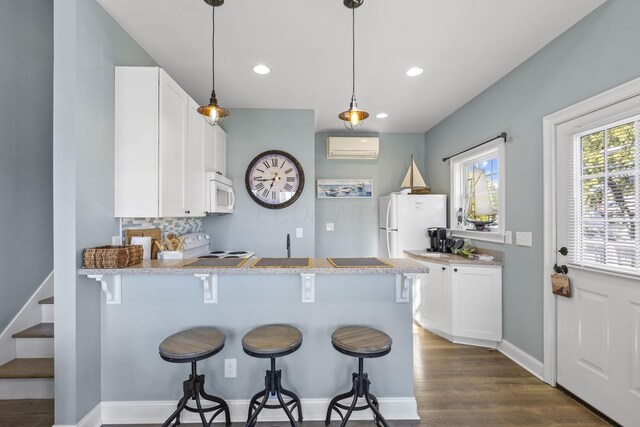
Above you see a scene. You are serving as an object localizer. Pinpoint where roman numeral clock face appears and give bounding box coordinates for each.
[245,150,305,209]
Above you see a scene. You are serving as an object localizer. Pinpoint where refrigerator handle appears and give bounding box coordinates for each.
[385,198,392,230]
[386,230,392,258]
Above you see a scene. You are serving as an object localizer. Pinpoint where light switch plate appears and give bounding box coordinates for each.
[326,223,334,231]
[296,227,303,238]
[504,231,512,245]
[516,231,532,247]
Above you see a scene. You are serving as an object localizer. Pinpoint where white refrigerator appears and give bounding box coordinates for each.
[379,193,447,258]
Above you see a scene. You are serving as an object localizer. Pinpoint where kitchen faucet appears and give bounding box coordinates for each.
[286,234,291,258]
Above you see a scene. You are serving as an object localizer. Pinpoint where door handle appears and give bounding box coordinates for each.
[554,264,568,274]
[558,247,568,256]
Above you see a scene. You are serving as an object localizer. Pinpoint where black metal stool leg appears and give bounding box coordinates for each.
[325,382,356,425]
[339,391,359,427]
[365,389,389,427]
[162,394,190,427]
[246,388,269,427]
[280,385,303,422]
[192,382,209,427]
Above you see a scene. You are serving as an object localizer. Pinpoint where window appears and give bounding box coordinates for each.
[450,139,505,243]
[569,115,640,274]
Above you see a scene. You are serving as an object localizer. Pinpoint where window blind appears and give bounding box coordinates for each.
[569,116,640,275]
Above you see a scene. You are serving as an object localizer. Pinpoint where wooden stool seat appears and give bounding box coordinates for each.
[331,326,392,358]
[159,326,225,362]
[242,324,302,357]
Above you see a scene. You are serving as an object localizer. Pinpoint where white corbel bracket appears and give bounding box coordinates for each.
[195,274,218,304]
[396,273,417,303]
[88,274,122,305]
[300,274,316,303]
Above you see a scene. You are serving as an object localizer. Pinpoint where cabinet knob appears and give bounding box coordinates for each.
[453,268,458,272]
[442,267,446,271]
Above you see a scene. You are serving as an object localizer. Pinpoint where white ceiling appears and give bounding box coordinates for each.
[96,0,605,133]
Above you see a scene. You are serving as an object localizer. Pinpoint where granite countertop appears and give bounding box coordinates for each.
[404,250,504,267]
[79,257,429,276]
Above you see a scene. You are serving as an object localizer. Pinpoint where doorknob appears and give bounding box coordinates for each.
[554,264,568,274]
[558,247,568,256]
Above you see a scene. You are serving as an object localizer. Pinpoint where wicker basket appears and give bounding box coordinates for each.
[82,245,144,269]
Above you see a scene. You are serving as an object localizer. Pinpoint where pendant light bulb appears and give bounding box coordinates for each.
[209,107,218,123]
[338,1,368,130]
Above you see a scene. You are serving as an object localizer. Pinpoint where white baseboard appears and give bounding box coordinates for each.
[0,271,54,366]
[69,397,418,426]
[0,378,53,399]
[498,339,544,381]
[452,336,499,349]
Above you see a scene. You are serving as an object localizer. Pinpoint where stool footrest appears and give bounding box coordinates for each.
[246,365,302,427]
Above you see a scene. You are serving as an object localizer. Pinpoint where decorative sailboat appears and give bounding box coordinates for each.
[401,155,431,194]
[465,166,495,230]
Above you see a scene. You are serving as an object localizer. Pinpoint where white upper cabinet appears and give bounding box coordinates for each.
[205,124,227,177]
[115,67,212,218]
[158,70,189,217]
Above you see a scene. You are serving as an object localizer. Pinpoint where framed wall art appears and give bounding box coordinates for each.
[317,179,373,199]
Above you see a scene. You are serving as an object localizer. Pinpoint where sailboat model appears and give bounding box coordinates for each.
[465,166,495,230]
[401,155,431,194]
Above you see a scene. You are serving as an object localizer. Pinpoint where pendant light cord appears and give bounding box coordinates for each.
[352,7,355,97]
[211,5,216,95]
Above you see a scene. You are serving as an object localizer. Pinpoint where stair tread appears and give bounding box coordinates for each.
[0,358,54,379]
[38,297,53,305]
[12,323,54,339]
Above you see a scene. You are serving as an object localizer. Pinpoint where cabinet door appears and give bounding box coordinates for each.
[416,261,451,335]
[158,70,189,217]
[451,266,502,342]
[186,99,206,217]
[213,125,227,176]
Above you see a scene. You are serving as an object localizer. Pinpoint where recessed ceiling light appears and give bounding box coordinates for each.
[253,64,270,75]
[376,113,388,119]
[405,67,424,77]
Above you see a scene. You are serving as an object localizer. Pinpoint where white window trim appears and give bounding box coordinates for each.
[449,138,506,243]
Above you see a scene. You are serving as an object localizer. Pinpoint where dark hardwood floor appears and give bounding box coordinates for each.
[1,325,608,426]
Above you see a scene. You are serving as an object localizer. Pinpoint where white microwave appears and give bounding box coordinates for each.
[206,173,234,214]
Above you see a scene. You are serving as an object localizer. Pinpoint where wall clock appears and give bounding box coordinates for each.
[245,150,305,209]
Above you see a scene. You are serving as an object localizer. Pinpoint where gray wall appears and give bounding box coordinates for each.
[0,1,53,332]
[203,109,316,258]
[423,0,640,361]
[315,132,426,258]
[53,0,156,423]
[101,274,414,402]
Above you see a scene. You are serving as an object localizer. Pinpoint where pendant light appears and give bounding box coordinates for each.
[197,0,229,126]
[338,0,369,130]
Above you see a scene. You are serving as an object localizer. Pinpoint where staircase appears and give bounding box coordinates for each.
[0,297,54,399]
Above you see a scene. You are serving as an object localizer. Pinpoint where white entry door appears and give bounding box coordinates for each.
[555,94,640,426]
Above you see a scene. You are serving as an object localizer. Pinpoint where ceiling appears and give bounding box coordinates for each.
[96,0,605,133]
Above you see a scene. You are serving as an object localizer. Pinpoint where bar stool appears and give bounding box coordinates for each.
[158,326,231,427]
[325,326,392,427]
[242,324,303,427]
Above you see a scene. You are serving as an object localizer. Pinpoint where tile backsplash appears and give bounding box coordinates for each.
[121,217,202,240]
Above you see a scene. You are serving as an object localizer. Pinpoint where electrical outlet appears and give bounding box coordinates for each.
[224,359,236,378]
[112,235,122,245]
[516,231,532,247]
[326,223,334,231]
[504,231,512,245]
[296,227,303,238]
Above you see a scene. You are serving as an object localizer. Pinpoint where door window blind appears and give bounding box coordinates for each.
[569,115,640,275]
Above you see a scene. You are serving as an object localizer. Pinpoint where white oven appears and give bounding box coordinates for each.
[206,173,235,214]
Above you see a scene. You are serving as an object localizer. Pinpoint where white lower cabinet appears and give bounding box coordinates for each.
[415,260,502,348]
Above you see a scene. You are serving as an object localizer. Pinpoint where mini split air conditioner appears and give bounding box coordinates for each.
[327,137,379,159]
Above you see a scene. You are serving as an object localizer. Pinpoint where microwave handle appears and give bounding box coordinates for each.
[227,189,235,209]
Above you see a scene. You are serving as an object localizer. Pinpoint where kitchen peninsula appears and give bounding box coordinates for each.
[78,257,426,423]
